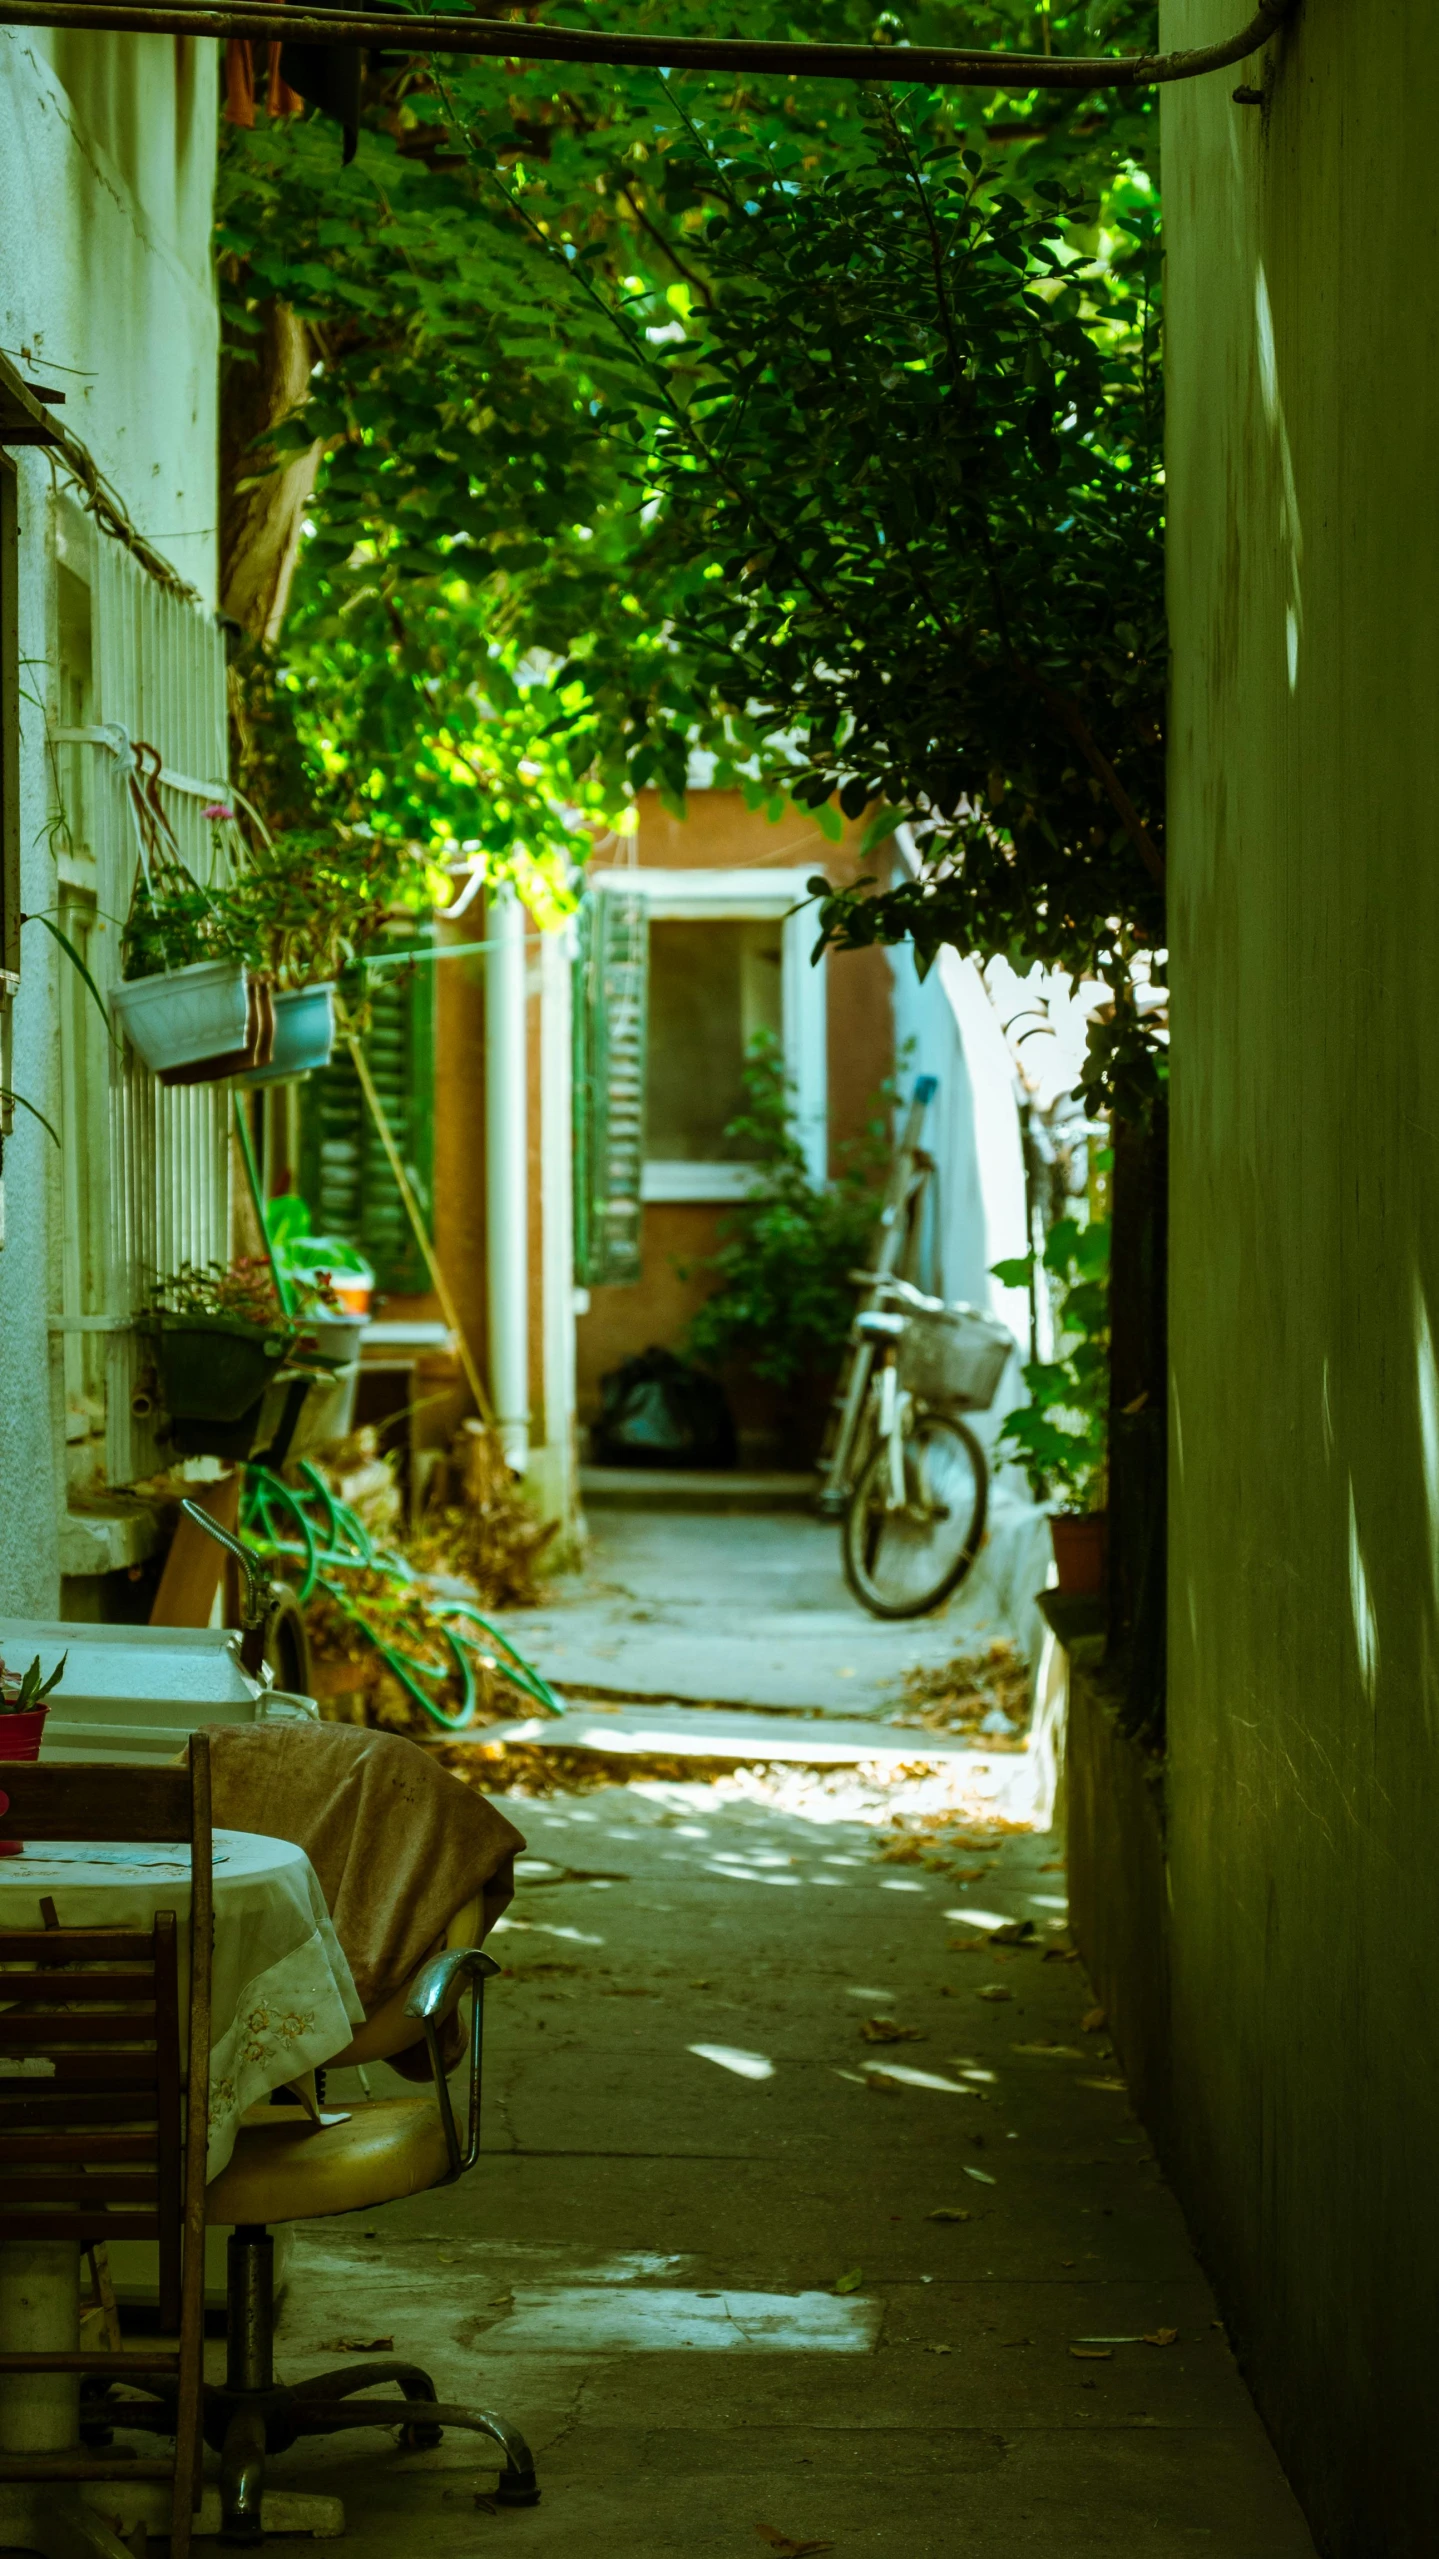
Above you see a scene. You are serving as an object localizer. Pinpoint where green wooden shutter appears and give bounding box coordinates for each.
[300,931,436,1293]
[573,884,648,1287]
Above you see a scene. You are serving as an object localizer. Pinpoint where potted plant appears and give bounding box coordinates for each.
[109,765,264,1081]
[229,827,409,1087]
[140,1254,350,1462]
[0,1653,67,1854]
[994,1213,1110,1596]
[680,1034,889,1462]
[266,1194,375,1317]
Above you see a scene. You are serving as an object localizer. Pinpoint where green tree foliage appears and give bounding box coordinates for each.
[216,0,1160,947]
[683,1034,887,1388]
[994,1210,1110,1504]
[612,98,1163,979]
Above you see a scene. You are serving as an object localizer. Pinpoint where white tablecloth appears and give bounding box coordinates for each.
[0,1827,364,2177]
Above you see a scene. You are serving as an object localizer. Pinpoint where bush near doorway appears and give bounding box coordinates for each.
[681,1037,887,1461]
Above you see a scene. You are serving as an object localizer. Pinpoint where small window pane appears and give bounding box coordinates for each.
[645,917,783,1161]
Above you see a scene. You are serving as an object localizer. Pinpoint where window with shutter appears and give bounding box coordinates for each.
[299,933,436,1293]
[573,883,648,1288]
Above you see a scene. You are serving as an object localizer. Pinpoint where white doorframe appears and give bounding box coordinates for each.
[593,866,828,1195]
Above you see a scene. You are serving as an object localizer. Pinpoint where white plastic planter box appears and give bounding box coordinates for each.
[0,1620,318,1764]
[240,980,336,1086]
[111,959,250,1075]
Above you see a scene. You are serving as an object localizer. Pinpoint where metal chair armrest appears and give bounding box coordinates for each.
[404,1947,501,2182]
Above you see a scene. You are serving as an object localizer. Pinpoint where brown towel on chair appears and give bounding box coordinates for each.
[208,1722,525,2012]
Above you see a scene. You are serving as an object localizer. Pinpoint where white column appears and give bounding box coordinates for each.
[485,882,529,1473]
[536,917,578,1526]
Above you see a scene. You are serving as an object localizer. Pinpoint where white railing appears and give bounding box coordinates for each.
[54,526,232,1486]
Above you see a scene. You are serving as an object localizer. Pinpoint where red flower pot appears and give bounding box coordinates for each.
[0,1704,49,1856]
[1050,1510,1108,1597]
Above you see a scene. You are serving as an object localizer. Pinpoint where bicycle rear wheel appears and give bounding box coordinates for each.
[841,1409,988,1620]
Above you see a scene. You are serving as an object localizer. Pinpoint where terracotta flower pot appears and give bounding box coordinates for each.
[1050,1509,1108,1597]
[0,1704,49,1857]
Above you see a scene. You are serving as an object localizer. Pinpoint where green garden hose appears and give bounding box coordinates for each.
[241,1459,561,1733]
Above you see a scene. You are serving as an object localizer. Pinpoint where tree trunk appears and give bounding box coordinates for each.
[219,298,322,643]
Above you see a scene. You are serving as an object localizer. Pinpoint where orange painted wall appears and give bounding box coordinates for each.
[577,792,895,1453]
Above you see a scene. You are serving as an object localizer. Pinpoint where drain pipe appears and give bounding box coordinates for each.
[485,881,530,1473]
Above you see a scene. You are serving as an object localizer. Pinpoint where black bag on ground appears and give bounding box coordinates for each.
[595,1348,737,1470]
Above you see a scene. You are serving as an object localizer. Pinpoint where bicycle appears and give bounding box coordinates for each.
[838,1278,1012,1620]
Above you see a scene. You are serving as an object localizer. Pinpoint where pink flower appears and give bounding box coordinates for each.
[203,801,235,823]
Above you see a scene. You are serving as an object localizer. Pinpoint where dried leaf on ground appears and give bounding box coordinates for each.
[859,2016,925,2044]
[408,1418,559,1608]
[1078,2076,1128,2093]
[963,2166,996,2186]
[1069,2345,1113,2361]
[1082,2006,1108,2033]
[864,2070,904,2092]
[926,2207,971,2223]
[1042,1946,1080,1963]
[989,1920,1037,1945]
[885,1639,1031,1747]
[949,1938,990,1955]
[755,2529,834,2557]
[1144,2328,1179,2348]
[976,1985,1013,2003]
[322,2336,394,2353]
[833,2268,864,2294]
[1012,2041,1083,2058]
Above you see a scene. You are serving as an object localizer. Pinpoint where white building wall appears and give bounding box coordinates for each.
[0,31,220,1612]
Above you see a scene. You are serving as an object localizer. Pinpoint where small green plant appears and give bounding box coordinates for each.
[993,1214,1111,1511]
[683,1035,886,1393]
[226,825,418,990]
[0,1651,67,1714]
[265,1195,374,1301]
[147,1254,339,1333]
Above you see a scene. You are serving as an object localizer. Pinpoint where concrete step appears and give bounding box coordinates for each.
[579,1467,819,1513]
[475,1698,1001,1767]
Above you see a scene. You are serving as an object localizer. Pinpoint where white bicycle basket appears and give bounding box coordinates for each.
[894,1298,1014,1411]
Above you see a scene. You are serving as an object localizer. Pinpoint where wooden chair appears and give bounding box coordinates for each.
[0,1739,212,2559]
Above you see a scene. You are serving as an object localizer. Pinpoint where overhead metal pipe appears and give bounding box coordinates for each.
[0,0,1294,93]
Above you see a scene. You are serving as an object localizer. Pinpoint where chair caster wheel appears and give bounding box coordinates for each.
[497,2471,541,2507]
[399,2420,444,2451]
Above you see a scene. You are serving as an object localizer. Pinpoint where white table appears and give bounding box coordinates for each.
[0,1829,364,2556]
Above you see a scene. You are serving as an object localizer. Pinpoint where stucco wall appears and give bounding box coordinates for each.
[1163,4,1439,2546]
[0,33,218,1611]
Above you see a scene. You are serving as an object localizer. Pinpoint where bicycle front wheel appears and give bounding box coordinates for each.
[841,1409,988,1620]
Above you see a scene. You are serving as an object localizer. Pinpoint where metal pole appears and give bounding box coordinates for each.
[0,0,1296,93]
[486,884,529,1476]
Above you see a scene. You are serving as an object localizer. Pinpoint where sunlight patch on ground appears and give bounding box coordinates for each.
[487,2287,880,2354]
[687,2043,774,2081]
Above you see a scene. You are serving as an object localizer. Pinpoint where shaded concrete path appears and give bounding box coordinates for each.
[278,1779,1315,2556]
[488,1493,1055,1718]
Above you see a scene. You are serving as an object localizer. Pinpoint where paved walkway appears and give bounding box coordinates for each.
[489,1493,1055,1717]
[278,1777,1315,2556]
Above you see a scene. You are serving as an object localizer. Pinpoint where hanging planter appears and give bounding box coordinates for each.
[146,1308,292,1424]
[158,973,276,1087]
[142,1256,352,1464]
[108,743,260,1081]
[112,956,251,1076]
[239,980,336,1087]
